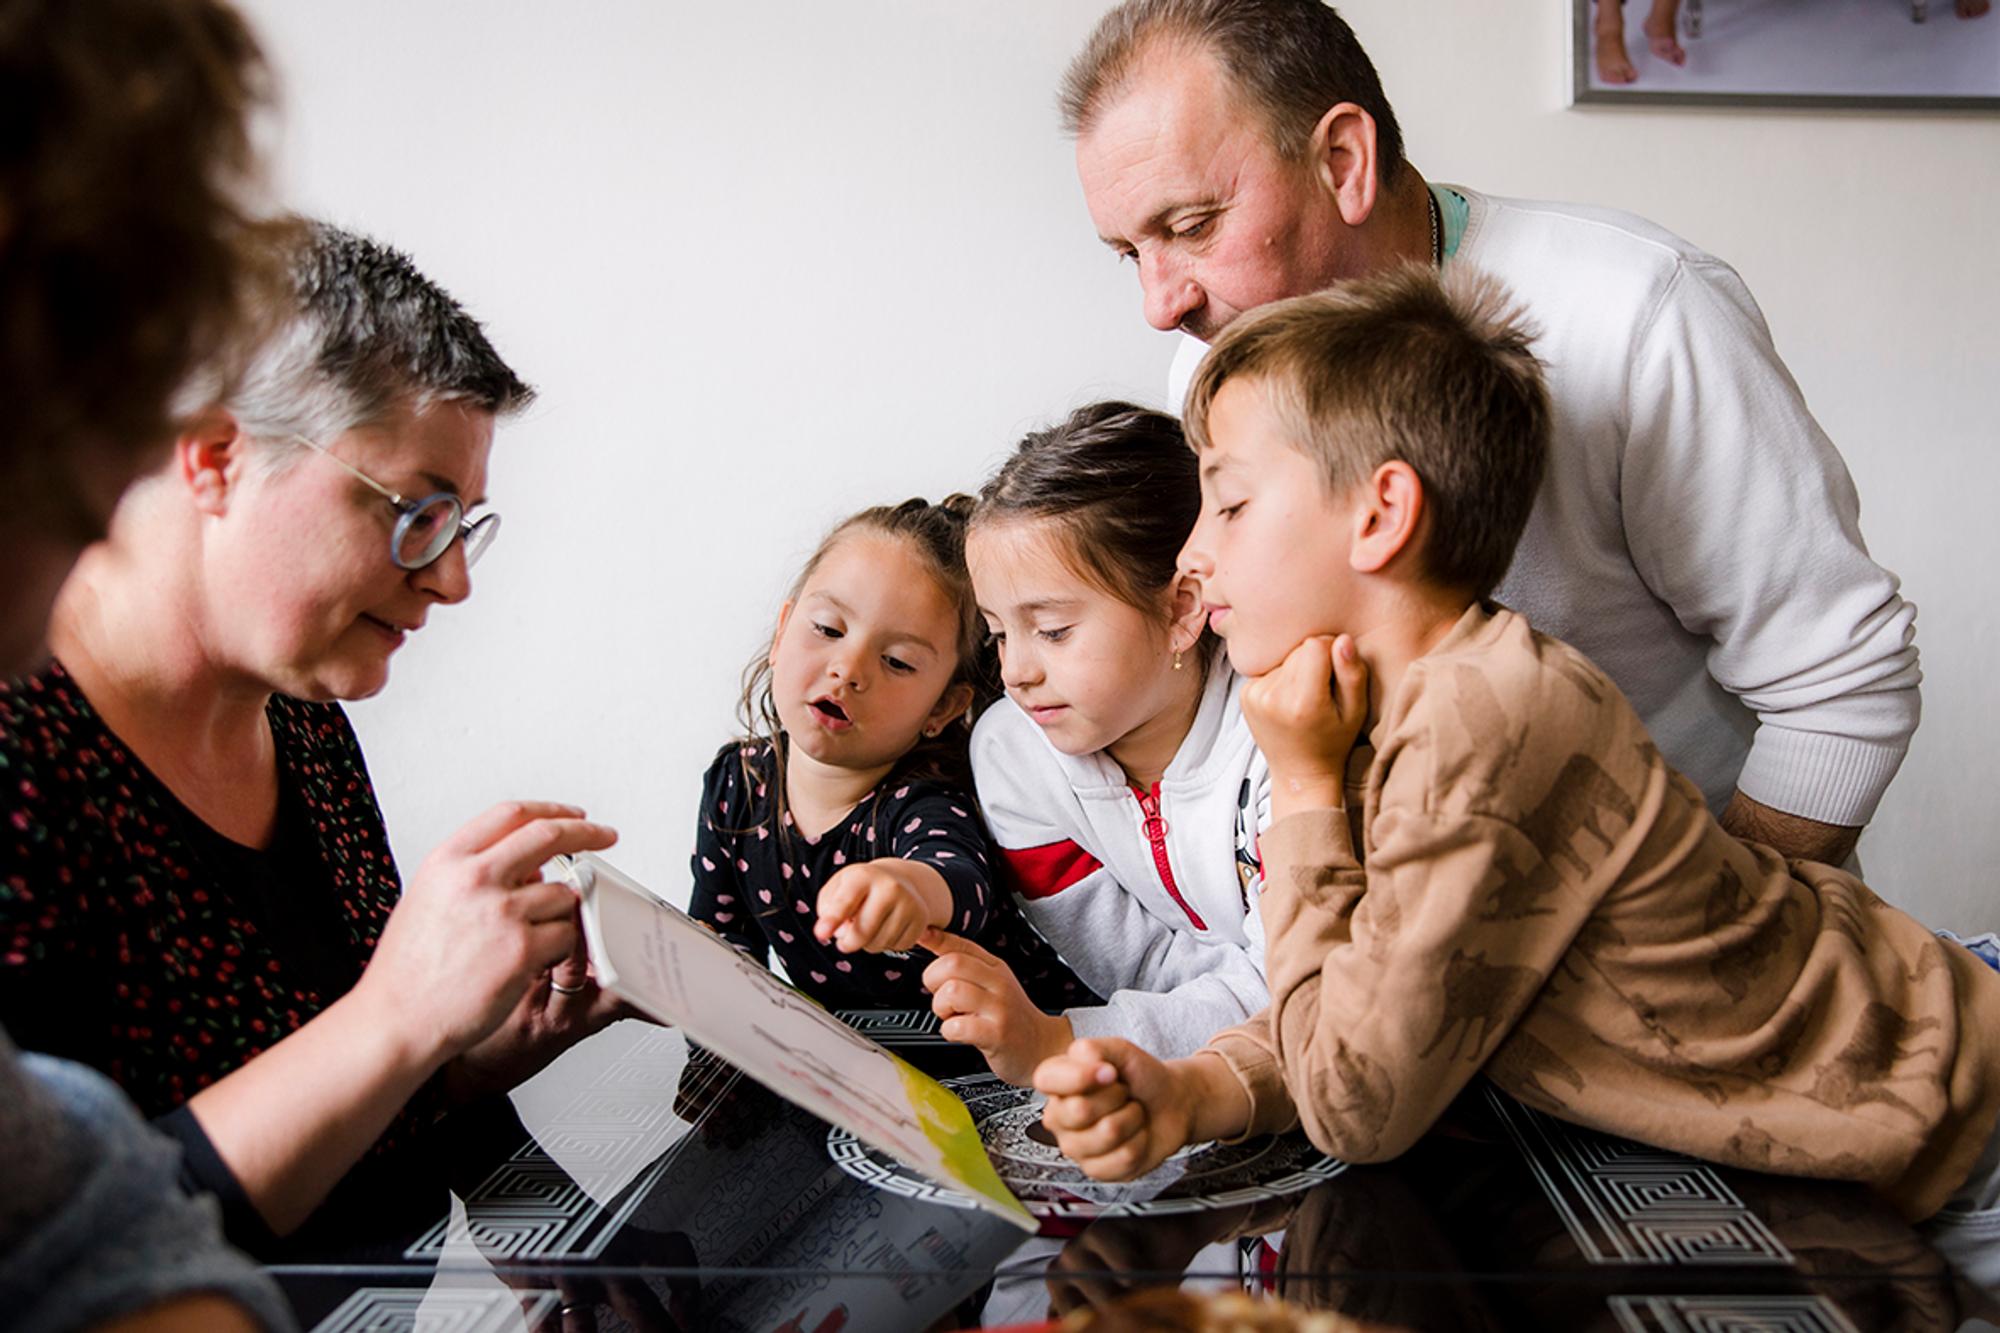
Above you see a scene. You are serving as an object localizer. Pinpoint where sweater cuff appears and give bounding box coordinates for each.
[1260,810,1360,903]
[1065,1004,1126,1045]
[1734,725,1910,828]
[155,1106,278,1257]
[1206,1026,1299,1142]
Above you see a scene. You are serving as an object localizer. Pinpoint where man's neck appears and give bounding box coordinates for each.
[1305,166,1435,294]
[1384,165,1437,270]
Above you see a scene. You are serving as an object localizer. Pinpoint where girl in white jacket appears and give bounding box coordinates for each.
[920,402,1270,1083]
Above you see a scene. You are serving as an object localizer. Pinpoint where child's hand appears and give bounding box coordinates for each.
[1032,1037,1195,1181]
[920,928,1074,1085]
[814,861,939,953]
[1241,633,1369,813]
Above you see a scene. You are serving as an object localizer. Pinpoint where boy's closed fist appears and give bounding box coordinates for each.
[1032,1037,1193,1181]
[814,861,932,954]
[1242,633,1369,811]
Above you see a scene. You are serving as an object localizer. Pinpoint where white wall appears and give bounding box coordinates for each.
[235,1,2000,929]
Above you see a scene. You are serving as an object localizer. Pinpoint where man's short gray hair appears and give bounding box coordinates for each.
[1059,0,1405,181]
[219,220,533,461]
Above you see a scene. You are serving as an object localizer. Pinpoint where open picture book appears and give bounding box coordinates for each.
[554,851,1035,1232]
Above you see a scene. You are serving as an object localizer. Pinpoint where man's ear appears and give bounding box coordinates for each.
[1308,102,1380,229]
[1349,460,1425,574]
[926,681,976,736]
[176,406,247,517]
[1166,570,1208,655]
[768,599,795,669]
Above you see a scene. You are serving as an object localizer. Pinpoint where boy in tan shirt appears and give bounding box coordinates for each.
[1032,266,2000,1280]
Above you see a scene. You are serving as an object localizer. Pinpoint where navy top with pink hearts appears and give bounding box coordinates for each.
[687,740,1092,1013]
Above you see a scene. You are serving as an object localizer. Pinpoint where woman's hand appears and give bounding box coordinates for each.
[444,925,631,1102]
[356,801,618,1070]
[921,928,1073,1085]
[1240,634,1369,818]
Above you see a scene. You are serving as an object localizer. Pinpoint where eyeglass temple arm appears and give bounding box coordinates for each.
[288,435,409,508]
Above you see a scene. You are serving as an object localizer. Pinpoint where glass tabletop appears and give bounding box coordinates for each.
[264,1013,1999,1332]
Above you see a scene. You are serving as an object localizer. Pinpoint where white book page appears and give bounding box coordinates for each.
[561,852,1032,1231]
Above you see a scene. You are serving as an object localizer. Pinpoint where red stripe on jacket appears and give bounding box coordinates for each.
[1001,840,1103,901]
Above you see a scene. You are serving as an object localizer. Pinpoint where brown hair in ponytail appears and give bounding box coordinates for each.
[736,495,992,835]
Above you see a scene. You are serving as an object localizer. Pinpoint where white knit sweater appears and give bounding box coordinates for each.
[1170,185,1919,826]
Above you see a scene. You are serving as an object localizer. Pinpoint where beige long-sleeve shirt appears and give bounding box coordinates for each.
[1210,604,2000,1221]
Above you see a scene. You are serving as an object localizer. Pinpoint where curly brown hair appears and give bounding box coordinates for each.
[737,495,989,839]
[0,0,278,533]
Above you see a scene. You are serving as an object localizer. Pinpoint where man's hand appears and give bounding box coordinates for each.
[920,928,1072,1085]
[1240,634,1369,820]
[1720,791,1861,867]
[814,859,948,954]
[1031,1038,1197,1181]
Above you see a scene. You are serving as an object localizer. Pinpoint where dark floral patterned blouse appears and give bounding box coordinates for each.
[0,660,404,1122]
[690,740,1096,1012]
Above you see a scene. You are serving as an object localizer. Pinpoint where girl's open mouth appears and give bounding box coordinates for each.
[810,698,851,727]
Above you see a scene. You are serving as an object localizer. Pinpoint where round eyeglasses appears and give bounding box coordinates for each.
[289,435,500,571]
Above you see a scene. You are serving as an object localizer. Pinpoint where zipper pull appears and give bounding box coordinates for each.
[1135,786,1168,839]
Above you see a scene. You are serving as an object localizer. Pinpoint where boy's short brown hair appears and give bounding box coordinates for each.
[1184,264,1550,600]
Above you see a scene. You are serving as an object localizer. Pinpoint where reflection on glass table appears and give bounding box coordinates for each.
[264,1012,2000,1333]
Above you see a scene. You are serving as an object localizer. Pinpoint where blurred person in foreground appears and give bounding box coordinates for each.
[0,0,295,1328]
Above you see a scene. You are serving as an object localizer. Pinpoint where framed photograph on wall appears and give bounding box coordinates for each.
[1572,0,2000,108]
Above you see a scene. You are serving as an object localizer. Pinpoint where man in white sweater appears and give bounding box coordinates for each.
[1059,0,1918,865]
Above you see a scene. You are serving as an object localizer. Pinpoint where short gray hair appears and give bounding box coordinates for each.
[1059,0,1405,180]
[218,219,533,460]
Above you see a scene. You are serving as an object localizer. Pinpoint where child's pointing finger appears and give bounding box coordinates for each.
[812,874,867,943]
[916,926,995,960]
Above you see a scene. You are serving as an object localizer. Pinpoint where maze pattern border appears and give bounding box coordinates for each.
[1484,1085,1792,1267]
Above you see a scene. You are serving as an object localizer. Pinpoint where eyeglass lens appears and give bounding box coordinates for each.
[461,512,500,567]
[391,496,500,572]
[392,497,457,569]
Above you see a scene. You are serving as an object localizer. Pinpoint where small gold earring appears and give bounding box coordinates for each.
[1173,649,1184,671]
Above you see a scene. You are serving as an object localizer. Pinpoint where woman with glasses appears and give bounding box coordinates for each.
[0,220,620,1248]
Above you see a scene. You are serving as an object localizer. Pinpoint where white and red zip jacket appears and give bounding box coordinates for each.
[969,662,1272,1059]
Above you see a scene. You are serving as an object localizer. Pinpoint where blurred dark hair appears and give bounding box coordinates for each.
[0,0,280,532]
